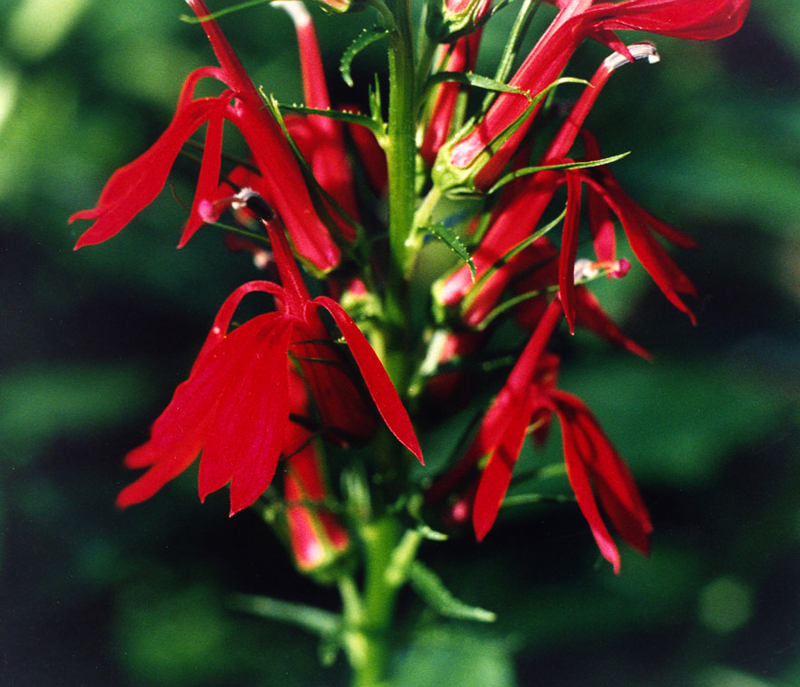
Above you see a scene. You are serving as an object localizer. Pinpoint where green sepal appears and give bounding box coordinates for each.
[421,70,535,102]
[409,561,497,623]
[340,27,390,87]
[487,151,631,195]
[432,77,589,197]
[488,0,542,103]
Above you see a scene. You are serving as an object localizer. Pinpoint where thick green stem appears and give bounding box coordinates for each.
[343,517,408,687]
[386,0,417,280]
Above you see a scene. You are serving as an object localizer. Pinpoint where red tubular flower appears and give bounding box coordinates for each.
[437,45,657,324]
[579,131,698,324]
[283,427,351,574]
[436,0,749,192]
[420,31,483,168]
[279,1,360,238]
[70,0,342,272]
[438,44,696,330]
[116,219,422,515]
[432,299,650,572]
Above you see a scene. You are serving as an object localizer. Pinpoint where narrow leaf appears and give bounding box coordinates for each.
[423,71,534,99]
[228,593,341,637]
[180,0,270,23]
[277,103,382,135]
[409,562,496,623]
[427,223,476,280]
[488,151,631,195]
[340,27,389,88]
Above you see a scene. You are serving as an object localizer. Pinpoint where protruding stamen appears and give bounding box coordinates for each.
[605,41,660,72]
[231,188,275,222]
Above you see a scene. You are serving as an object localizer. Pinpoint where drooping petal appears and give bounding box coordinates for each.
[575,289,653,360]
[313,297,423,463]
[195,313,290,509]
[71,96,223,249]
[116,316,253,507]
[558,168,583,334]
[180,98,229,247]
[549,390,652,573]
[472,391,539,540]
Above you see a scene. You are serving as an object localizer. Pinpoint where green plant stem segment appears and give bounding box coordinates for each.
[385,0,417,280]
[342,519,425,687]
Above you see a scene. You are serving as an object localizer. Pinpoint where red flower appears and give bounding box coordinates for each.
[117,219,422,515]
[280,1,360,238]
[420,31,483,168]
[70,0,342,272]
[437,45,696,332]
[436,0,749,191]
[283,426,351,575]
[578,131,698,324]
[432,299,651,572]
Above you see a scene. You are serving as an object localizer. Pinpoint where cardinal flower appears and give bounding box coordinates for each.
[282,424,352,575]
[117,216,422,514]
[70,0,343,272]
[430,299,651,572]
[420,31,483,168]
[437,44,696,331]
[435,0,750,192]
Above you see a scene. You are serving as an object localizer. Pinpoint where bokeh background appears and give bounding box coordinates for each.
[2,1,799,685]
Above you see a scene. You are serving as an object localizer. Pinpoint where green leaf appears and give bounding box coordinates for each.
[409,561,497,623]
[487,151,631,195]
[276,103,382,135]
[427,223,476,280]
[423,71,534,99]
[179,0,270,23]
[228,593,341,637]
[340,27,389,88]
[491,0,543,90]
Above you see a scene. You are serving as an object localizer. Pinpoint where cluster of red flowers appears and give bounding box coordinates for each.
[71,0,748,574]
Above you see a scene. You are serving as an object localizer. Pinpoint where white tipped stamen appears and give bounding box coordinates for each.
[605,41,660,72]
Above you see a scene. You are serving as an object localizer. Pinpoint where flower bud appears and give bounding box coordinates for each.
[426,0,492,42]
[284,438,353,581]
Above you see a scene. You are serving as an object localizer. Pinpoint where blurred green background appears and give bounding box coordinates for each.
[1,1,799,685]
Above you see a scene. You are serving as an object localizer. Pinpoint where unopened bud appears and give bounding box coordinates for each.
[426,0,492,42]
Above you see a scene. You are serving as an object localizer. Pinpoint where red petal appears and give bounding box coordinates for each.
[558,169,583,334]
[196,314,287,505]
[226,320,293,514]
[313,297,423,463]
[472,392,537,540]
[550,391,652,572]
[71,97,222,249]
[552,398,622,573]
[180,100,228,247]
[587,0,750,41]
[575,288,653,361]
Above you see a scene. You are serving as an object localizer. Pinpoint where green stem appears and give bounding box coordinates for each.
[386,0,417,279]
[344,517,416,687]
